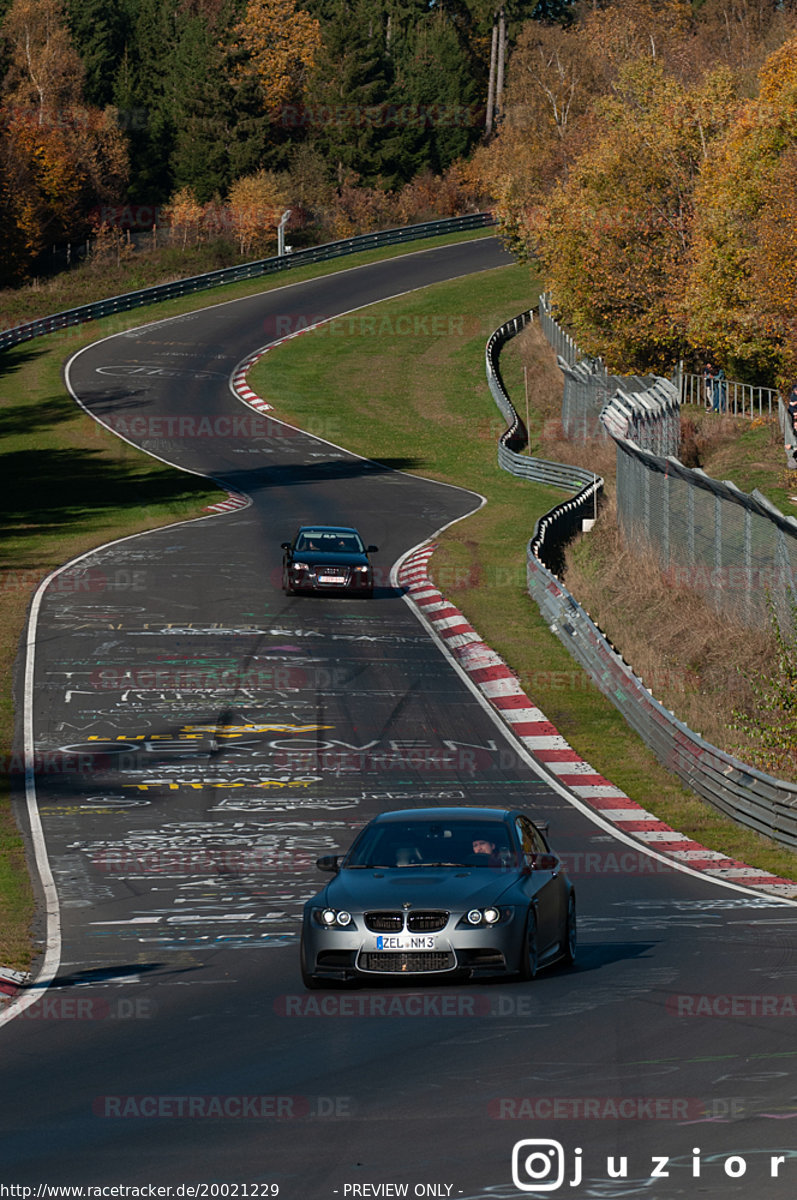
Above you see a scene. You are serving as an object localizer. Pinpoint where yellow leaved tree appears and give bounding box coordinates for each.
[686,33,797,380]
[231,0,321,112]
[226,170,290,256]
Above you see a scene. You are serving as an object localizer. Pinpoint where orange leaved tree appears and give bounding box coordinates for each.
[687,34,797,382]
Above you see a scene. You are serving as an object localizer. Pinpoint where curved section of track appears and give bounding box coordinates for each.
[2,239,796,1198]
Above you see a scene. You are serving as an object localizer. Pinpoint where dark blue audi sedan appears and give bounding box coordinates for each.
[281,525,378,595]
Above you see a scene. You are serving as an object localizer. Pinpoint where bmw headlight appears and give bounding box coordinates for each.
[460,907,509,927]
[313,908,354,929]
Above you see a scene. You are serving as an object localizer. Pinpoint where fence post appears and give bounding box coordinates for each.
[714,493,723,604]
[663,463,670,564]
[744,507,752,624]
[687,480,695,569]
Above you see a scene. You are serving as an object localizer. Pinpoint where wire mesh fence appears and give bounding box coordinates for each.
[601,378,681,457]
[537,293,579,367]
[536,294,795,624]
[487,311,797,848]
[615,438,797,628]
[538,294,680,450]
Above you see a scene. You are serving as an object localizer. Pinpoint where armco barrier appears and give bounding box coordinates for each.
[0,212,494,354]
[487,312,797,848]
[486,310,602,494]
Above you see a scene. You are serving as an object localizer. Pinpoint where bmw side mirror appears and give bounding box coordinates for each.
[367,545,378,553]
[316,854,341,873]
[530,853,558,872]
[281,542,291,549]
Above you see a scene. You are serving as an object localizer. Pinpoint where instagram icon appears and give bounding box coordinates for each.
[512,1140,582,1191]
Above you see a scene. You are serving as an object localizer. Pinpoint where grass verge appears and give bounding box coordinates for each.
[250,268,797,882]
[680,405,797,518]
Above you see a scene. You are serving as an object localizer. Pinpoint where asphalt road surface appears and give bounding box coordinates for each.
[3,239,797,1199]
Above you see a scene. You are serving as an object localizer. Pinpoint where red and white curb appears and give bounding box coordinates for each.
[232,350,273,413]
[204,490,249,514]
[0,968,29,1003]
[220,334,315,514]
[231,325,321,415]
[398,544,797,899]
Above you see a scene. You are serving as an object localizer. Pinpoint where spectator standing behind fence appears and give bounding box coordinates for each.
[786,384,797,469]
[703,362,715,410]
[715,367,727,413]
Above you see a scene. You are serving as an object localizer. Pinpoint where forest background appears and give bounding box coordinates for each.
[3,0,797,391]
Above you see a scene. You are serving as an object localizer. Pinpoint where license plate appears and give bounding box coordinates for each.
[318,574,346,584]
[376,935,436,950]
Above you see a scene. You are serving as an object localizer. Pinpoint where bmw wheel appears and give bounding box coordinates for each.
[518,909,539,981]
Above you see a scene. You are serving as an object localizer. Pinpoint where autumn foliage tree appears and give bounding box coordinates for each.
[531,61,736,371]
[470,0,797,381]
[232,0,321,112]
[687,33,797,382]
[163,185,206,248]
[2,0,85,121]
[0,0,128,283]
[226,169,290,255]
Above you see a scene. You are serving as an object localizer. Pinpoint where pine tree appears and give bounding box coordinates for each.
[303,0,394,186]
[65,0,128,107]
[386,5,481,181]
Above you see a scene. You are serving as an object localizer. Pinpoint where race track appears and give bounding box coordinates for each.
[3,238,797,1199]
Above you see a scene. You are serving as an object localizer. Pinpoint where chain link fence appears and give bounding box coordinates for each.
[601,379,681,458]
[539,294,679,449]
[537,292,579,366]
[486,312,797,848]
[614,438,797,628]
[537,295,795,624]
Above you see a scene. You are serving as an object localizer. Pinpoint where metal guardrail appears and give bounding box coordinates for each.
[486,312,797,848]
[527,553,797,846]
[0,212,495,354]
[486,310,602,494]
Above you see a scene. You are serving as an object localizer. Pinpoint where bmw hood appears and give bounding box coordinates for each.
[315,868,520,911]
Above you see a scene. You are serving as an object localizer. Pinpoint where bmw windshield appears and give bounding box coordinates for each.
[344,821,514,869]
